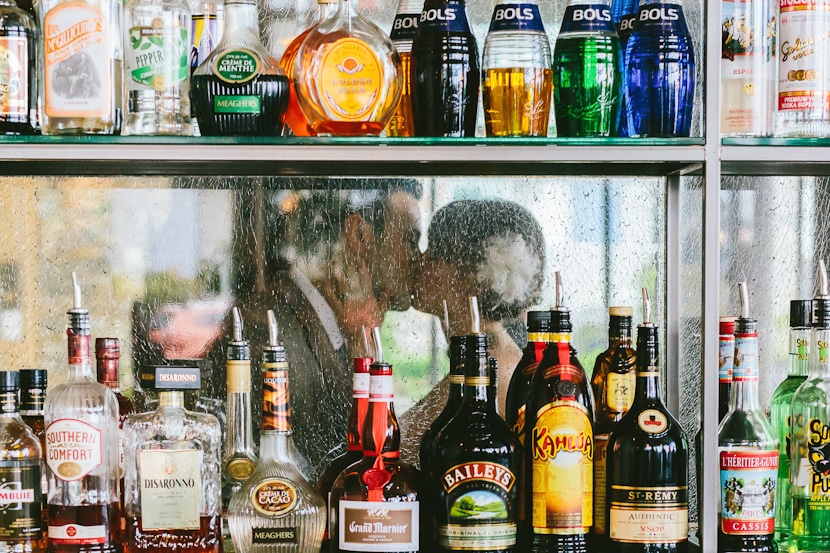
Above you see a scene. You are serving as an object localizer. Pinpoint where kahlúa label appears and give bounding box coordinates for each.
[719,449,777,535]
[339,500,419,551]
[45,418,103,481]
[609,485,689,543]
[488,4,545,33]
[0,462,42,540]
[139,449,201,530]
[318,38,383,122]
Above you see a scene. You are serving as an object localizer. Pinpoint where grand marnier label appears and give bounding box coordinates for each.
[45,418,102,481]
[139,449,201,530]
[339,500,419,552]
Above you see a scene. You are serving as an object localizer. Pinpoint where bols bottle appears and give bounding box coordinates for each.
[387,0,421,136]
[625,0,695,137]
[610,0,638,135]
[482,0,552,137]
[553,0,622,137]
[410,0,479,136]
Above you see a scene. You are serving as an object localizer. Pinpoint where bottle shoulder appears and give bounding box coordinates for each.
[45,378,120,420]
[771,375,809,404]
[229,461,326,515]
[0,416,42,460]
[437,408,520,451]
[718,409,778,449]
[331,457,421,500]
[126,407,222,453]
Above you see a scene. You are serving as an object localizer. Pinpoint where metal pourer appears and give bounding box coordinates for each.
[817,259,829,298]
[815,261,830,327]
[443,299,450,337]
[263,309,286,363]
[738,281,750,319]
[372,327,384,363]
[641,288,655,327]
[469,296,481,334]
[554,271,564,310]
[551,271,572,333]
[68,271,90,334]
[736,281,757,334]
[232,307,244,342]
[227,306,250,361]
[72,271,83,310]
[267,310,278,347]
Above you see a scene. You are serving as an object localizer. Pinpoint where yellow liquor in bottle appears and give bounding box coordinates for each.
[483,67,552,137]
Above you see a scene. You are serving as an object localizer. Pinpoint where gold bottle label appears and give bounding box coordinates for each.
[593,434,609,535]
[251,479,297,516]
[226,457,256,480]
[319,38,383,121]
[139,449,201,530]
[339,500,419,551]
[609,485,688,543]
[605,372,635,412]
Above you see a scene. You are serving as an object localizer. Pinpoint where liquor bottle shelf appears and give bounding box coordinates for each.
[0,136,704,177]
[722,138,830,175]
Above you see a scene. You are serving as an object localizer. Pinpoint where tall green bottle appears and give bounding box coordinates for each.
[770,299,812,548]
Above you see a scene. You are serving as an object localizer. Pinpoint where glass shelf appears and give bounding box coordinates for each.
[722,137,830,175]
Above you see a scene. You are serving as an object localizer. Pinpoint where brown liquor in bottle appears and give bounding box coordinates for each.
[48,504,122,552]
[20,368,47,540]
[591,306,635,547]
[386,0,420,137]
[126,516,220,552]
[317,357,371,553]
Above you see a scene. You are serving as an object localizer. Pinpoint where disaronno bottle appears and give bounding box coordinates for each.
[44,273,120,553]
[227,311,325,553]
[38,0,119,133]
[294,0,403,135]
[123,364,221,553]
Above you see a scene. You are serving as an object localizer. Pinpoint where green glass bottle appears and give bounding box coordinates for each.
[771,299,812,548]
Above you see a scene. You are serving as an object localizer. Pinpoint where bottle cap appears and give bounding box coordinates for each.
[354,357,372,373]
[463,334,488,378]
[790,300,813,328]
[263,310,287,364]
[20,368,46,389]
[0,371,19,392]
[95,338,120,359]
[526,310,551,333]
[609,306,633,317]
[815,298,830,328]
[719,316,737,335]
[227,307,251,361]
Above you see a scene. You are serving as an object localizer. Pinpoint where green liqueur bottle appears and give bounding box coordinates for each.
[791,262,830,552]
[770,298,812,548]
[717,281,778,553]
[432,297,522,553]
[606,289,688,553]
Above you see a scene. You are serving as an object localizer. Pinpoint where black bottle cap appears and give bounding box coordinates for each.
[735,317,757,334]
[20,368,46,389]
[0,371,20,392]
[526,311,551,333]
[815,299,830,328]
[449,335,466,376]
[791,300,813,328]
[67,309,91,335]
[550,308,572,333]
[636,324,659,352]
[263,342,287,364]
[463,334,488,378]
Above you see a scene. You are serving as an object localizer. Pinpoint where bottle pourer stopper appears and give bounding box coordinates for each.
[469,296,481,334]
[267,310,278,347]
[642,287,653,326]
[372,327,383,363]
[72,271,82,310]
[443,299,450,337]
[738,281,750,319]
[555,271,563,309]
[232,307,244,342]
[819,259,828,298]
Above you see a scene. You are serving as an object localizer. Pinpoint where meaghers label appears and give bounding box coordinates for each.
[0,463,42,540]
[45,419,102,481]
[0,38,28,117]
[719,449,777,535]
[531,398,593,534]
[339,500,419,551]
[438,462,517,549]
[251,479,297,516]
[609,485,688,543]
[252,527,297,544]
[43,2,110,118]
[319,38,383,121]
[139,449,200,530]
[214,49,260,84]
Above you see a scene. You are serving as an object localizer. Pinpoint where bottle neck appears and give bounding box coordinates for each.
[609,318,633,346]
[634,325,662,405]
[223,1,260,40]
[225,389,255,456]
[67,330,93,379]
[460,335,495,410]
[729,331,762,412]
[809,326,830,380]
[20,386,45,416]
[159,391,186,408]
[262,368,293,433]
[362,373,400,458]
[447,336,466,408]
[347,366,370,451]
[97,357,120,391]
[790,326,811,377]
[319,0,339,20]
[259,430,297,464]
[0,390,20,417]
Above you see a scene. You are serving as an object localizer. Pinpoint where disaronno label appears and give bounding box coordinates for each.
[139,449,200,530]
[251,479,297,516]
[609,485,688,543]
[45,419,103,481]
[0,38,28,117]
[319,38,383,121]
[43,2,110,118]
[214,95,260,114]
[339,500,419,552]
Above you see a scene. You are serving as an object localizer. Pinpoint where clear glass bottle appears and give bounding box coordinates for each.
[227,311,325,553]
[123,364,221,553]
[221,309,258,552]
[0,370,46,553]
[771,299,812,547]
[482,0,552,137]
[717,282,778,553]
[189,0,223,135]
[385,0,420,136]
[279,0,339,137]
[191,0,289,135]
[294,0,403,136]
[720,0,776,136]
[44,273,120,553]
[591,306,636,547]
[38,0,119,133]
[122,0,191,135]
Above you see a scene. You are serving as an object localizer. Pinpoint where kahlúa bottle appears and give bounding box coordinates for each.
[386,0,421,136]
[553,0,622,137]
[294,0,403,136]
[191,0,289,135]
[410,0,479,137]
[482,0,552,137]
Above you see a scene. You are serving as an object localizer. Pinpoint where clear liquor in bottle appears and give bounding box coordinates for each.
[386,0,420,136]
[719,316,737,423]
[38,0,119,133]
[717,282,778,553]
[771,299,811,547]
[720,0,776,136]
[45,273,121,553]
[606,290,689,553]
[591,306,636,548]
[123,365,221,553]
[279,0,338,137]
[553,0,621,137]
[524,272,594,553]
[227,311,325,553]
[122,0,191,135]
[95,338,133,551]
[330,329,422,553]
[317,357,371,553]
[20,368,47,541]
[482,0,552,137]
[221,309,258,552]
[294,0,402,136]
[191,0,289,135]
[0,0,36,134]
[777,0,830,136]
[0,370,46,553]
[432,298,522,552]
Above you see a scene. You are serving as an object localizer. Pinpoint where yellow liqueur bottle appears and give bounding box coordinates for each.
[294,0,402,136]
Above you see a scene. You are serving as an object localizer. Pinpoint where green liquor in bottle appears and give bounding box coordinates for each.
[791,294,830,552]
[770,300,811,547]
[717,282,778,553]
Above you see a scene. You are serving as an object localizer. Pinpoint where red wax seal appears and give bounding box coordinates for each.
[362,468,391,489]
[67,527,77,537]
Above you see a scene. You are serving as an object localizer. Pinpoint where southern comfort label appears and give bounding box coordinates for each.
[609,485,689,543]
[531,397,593,534]
[438,462,517,549]
[139,449,201,530]
[719,449,777,535]
[339,500,419,552]
[45,418,102,481]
